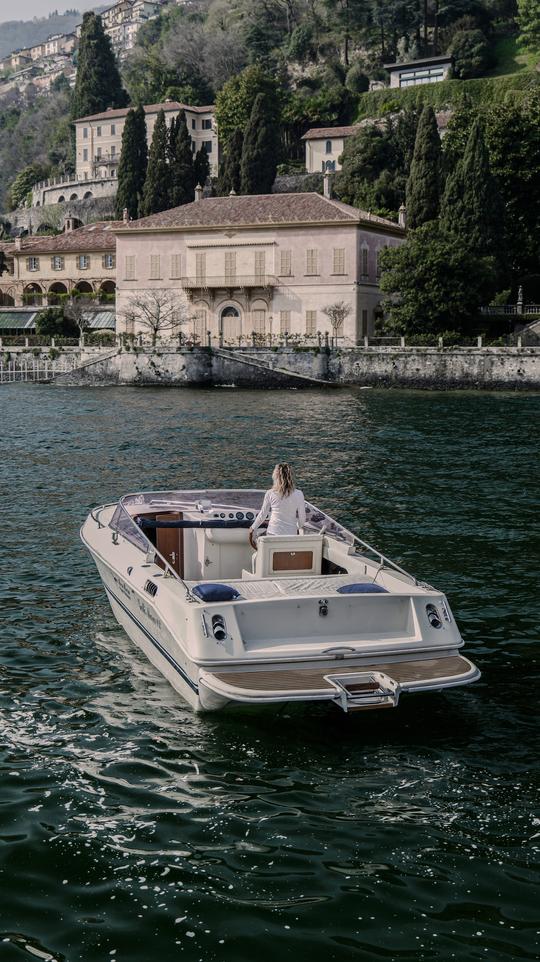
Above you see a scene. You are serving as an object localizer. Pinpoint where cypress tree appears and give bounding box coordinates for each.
[216,127,243,196]
[193,146,210,190]
[141,110,170,216]
[71,12,127,120]
[240,94,278,195]
[405,105,441,229]
[115,106,148,220]
[440,117,502,259]
[169,111,195,208]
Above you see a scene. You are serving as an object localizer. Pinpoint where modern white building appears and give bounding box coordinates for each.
[384,55,453,88]
[115,191,405,343]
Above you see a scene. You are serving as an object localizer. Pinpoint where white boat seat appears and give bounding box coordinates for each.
[252,533,324,578]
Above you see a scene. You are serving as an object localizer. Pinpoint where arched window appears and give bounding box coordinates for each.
[83,191,93,199]
[69,193,78,201]
[325,139,332,154]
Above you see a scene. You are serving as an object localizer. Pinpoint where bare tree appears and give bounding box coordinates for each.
[64,295,95,338]
[120,289,191,345]
[322,300,352,341]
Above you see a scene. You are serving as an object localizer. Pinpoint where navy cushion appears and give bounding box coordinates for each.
[192,582,240,602]
[337,582,388,594]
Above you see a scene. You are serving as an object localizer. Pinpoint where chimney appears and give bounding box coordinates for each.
[195,183,203,202]
[15,236,22,250]
[398,203,407,229]
[323,171,331,199]
[229,189,237,197]
[123,207,129,223]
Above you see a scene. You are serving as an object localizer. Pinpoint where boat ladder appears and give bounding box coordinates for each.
[326,671,400,712]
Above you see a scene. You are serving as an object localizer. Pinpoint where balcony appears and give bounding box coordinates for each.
[181,275,277,291]
[93,153,118,165]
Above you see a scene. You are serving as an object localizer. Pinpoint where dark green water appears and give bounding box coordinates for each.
[0,385,538,962]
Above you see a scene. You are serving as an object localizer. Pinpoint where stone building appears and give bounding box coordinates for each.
[32,101,217,208]
[115,191,405,343]
[0,220,121,307]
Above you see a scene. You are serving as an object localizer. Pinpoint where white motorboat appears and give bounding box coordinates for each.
[81,489,480,713]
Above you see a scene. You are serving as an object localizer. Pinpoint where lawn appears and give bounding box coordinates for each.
[486,34,539,76]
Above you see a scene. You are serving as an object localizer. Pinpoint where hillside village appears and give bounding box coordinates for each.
[0,0,539,350]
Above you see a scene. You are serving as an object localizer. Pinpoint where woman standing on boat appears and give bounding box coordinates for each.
[249,463,306,548]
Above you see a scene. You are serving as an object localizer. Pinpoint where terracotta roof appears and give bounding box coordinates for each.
[75,101,215,123]
[302,125,360,141]
[120,193,403,232]
[17,222,122,254]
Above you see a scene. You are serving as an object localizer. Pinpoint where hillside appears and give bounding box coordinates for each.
[0,11,86,59]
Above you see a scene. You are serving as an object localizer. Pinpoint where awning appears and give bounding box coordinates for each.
[0,310,38,331]
[82,310,116,331]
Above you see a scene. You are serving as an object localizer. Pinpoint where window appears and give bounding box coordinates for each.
[96,126,101,137]
[96,147,102,158]
[203,140,212,153]
[361,247,368,277]
[149,254,161,279]
[325,139,332,154]
[191,119,196,130]
[102,254,115,269]
[254,251,265,279]
[224,251,236,280]
[252,309,266,334]
[83,127,88,139]
[305,310,317,335]
[195,251,206,283]
[279,310,290,334]
[376,250,382,279]
[125,255,136,280]
[111,124,116,135]
[202,118,212,129]
[26,256,39,271]
[51,256,64,271]
[398,65,445,87]
[170,253,181,279]
[332,248,345,274]
[279,249,292,276]
[77,254,90,269]
[305,249,318,275]
[361,308,368,333]
[83,148,88,162]
[111,145,116,157]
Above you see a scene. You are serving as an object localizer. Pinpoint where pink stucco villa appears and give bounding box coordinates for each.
[114,191,405,344]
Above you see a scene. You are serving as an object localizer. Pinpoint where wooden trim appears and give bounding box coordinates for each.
[272,550,313,572]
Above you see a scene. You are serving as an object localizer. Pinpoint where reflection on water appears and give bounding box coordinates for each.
[0,385,538,962]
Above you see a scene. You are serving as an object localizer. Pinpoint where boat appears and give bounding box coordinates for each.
[81,489,480,713]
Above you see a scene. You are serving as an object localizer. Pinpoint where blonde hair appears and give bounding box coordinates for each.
[272,463,295,498]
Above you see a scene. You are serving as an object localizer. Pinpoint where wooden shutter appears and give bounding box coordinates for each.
[306,249,318,275]
[170,253,181,279]
[125,255,136,280]
[305,310,316,334]
[333,248,345,274]
[224,251,236,281]
[280,249,292,275]
[279,310,290,333]
[252,309,266,334]
[254,250,265,279]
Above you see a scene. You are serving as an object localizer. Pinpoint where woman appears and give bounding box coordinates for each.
[249,463,306,549]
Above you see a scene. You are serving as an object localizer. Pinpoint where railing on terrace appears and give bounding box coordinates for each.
[0,355,78,383]
[118,331,534,350]
[181,275,278,290]
[481,304,540,316]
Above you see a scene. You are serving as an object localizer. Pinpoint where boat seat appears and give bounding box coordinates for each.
[252,534,324,578]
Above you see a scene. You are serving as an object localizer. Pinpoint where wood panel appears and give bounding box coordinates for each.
[155,512,184,577]
[272,550,313,572]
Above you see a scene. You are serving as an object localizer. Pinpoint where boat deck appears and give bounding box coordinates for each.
[205,655,475,693]
[187,575,384,599]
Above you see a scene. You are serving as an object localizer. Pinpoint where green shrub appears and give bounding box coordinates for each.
[449,29,493,79]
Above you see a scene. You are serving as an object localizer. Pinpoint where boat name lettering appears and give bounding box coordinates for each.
[137,598,162,628]
[113,575,133,601]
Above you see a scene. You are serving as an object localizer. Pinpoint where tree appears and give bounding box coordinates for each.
[64,296,96,338]
[322,301,352,340]
[216,127,243,196]
[334,122,404,216]
[120,289,191,344]
[115,106,148,221]
[240,93,278,195]
[448,29,491,79]
[380,224,497,335]
[168,112,195,207]
[35,307,78,337]
[71,12,127,120]
[405,105,441,229]
[141,110,170,217]
[7,163,48,210]
[517,0,540,49]
[193,146,210,189]
[440,117,502,262]
[215,65,282,152]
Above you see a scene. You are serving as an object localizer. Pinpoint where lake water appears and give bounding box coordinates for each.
[0,384,538,962]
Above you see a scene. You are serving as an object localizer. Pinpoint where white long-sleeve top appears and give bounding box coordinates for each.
[250,488,306,536]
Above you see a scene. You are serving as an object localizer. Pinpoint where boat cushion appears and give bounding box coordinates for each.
[192,582,241,602]
[337,582,388,594]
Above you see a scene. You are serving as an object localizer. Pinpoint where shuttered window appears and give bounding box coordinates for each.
[224,251,236,280]
[362,247,368,277]
[254,251,266,279]
[279,249,292,275]
[149,255,161,279]
[305,310,317,334]
[306,249,318,275]
[51,256,64,271]
[252,309,266,334]
[279,310,290,333]
[125,255,136,280]
[26,257,39,271]
[102,254,115,269]
[194,308,207,341]
[195,251,206,282]
[170,253,181,279]
[332,248,345,274]
[77,254,90,270]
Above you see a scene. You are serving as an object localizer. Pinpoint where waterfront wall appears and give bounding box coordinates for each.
[51,345,540,390]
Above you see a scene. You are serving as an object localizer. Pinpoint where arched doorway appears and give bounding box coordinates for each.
[48,282,68,305]
[99,280,116,303]
[73,281,93,297]
[220,305,241,342]
[23,283,43,306]
[0,291,15,306]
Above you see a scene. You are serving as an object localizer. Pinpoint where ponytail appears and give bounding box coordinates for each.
[273,463,295,498]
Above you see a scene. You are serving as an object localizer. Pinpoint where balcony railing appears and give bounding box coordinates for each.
[181,274,277,289]
[93,154,118,164]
